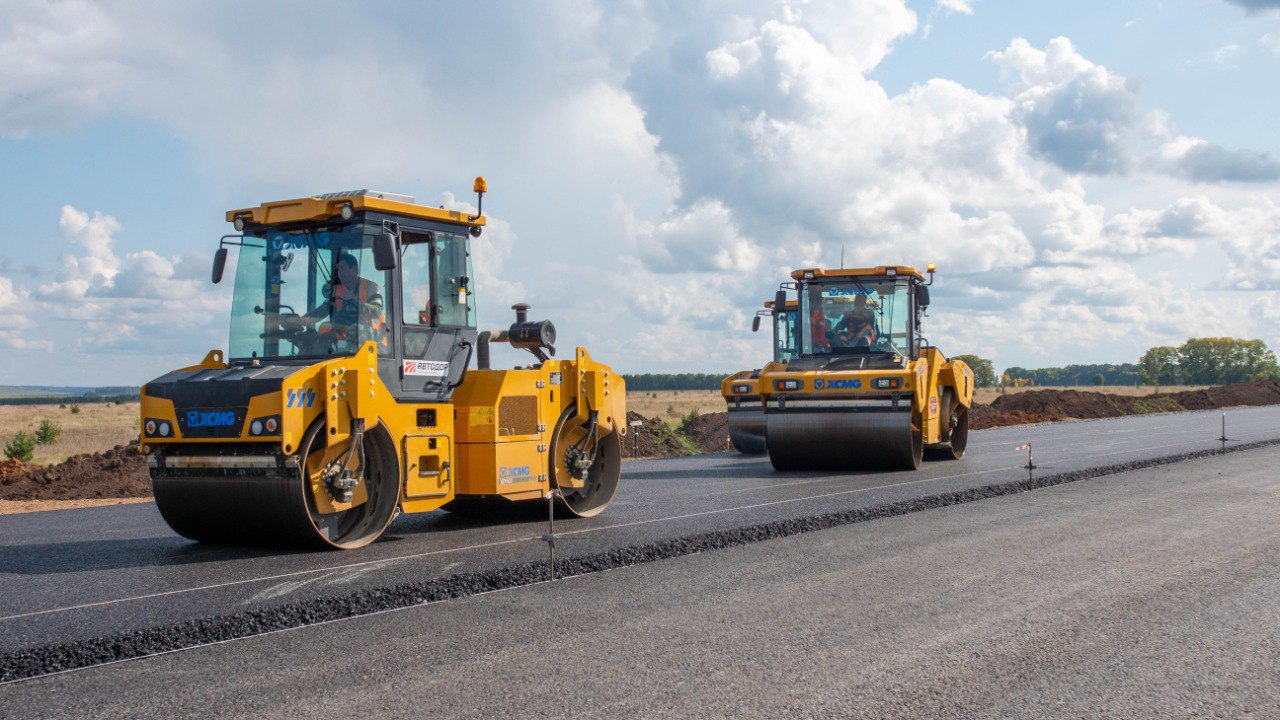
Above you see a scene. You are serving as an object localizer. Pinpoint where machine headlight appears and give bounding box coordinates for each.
[144,418,172,437]
[732,384,752,394]
[340,202,354,221]
[248,415,281,436]
[873,377,902,389]
[775,379,802,391]
[232,215,246,231]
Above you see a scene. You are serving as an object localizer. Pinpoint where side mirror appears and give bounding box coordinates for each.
[373,231,398,271]
[752,316,761,332]
[212,247,228,284]
[917,284,930,308]
[774,289,787,311]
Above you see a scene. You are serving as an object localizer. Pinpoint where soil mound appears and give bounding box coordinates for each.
[679,412,731,453]
[971,379,1280,429]
[0,442,150,501]
[623,412,696,459]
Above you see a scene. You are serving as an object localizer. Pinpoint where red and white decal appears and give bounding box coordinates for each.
[403,360,449,377]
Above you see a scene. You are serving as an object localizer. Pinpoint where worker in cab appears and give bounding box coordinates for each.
[833,294,877,348]
[810,306,832,353]
[302,252,386,347]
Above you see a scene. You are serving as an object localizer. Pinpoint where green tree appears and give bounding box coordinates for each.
[1092,373,1105,386]
[951,354,997,388]
[1139,346,1180,386]
[35,420,61,445]
[4,432,36,462]
[1177,338,1279,385]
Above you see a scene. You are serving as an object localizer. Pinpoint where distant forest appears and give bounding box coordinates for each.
[623,374,729,391]
[1003,364,1142,387]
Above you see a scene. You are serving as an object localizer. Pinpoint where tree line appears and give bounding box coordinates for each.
[623,374,730,391]
[1139,338,1279,386]
[954,337,1278,389]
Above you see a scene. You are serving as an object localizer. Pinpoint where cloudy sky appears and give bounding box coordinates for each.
[3,0,1280,385]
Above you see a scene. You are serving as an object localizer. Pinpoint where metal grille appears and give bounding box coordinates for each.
[498,396,539,437]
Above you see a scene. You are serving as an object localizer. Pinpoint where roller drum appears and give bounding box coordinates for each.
[727,406,767,454]
[766,401,921,471]
[151,426,400,550]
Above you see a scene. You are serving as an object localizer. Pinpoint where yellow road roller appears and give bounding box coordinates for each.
[721,298,798,454]
[139,181,625,549]
[758,265,972,471]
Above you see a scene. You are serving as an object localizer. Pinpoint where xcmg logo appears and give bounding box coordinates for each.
[186,410,237,428]
[814,378,862,390]
[287,389,316,408]
[498,465,532,483]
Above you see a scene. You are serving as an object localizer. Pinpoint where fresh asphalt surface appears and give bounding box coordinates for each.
[1,406,1279,658]
[4,434,1279,717]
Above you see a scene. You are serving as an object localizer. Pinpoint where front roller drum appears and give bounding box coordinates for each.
[766,406,922,472]
[152,422,400,550]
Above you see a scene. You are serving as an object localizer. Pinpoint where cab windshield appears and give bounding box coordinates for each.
[774,308,799,362]
[799,277,913,357]
[228,222,389,361]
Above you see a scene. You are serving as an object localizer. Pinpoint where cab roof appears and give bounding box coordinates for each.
[227,190,486,229]
[790,266,926,282]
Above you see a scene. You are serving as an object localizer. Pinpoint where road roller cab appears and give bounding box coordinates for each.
[758,265,973,471]
[721,299,798,454]
[140,181,625,549]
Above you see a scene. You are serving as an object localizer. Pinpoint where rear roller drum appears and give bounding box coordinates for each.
[550,404,621,518]
[925,390,969,461]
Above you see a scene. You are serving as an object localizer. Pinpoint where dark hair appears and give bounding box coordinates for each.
[337,252,358,269]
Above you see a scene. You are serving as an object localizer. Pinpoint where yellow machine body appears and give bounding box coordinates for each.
[142,186,625,549]
[720,299,798,454]
[757,266,972,471]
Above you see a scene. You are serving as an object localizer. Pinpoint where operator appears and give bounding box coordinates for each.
[810,306,832,353]
[302,252,385,345]
[833,294,877,348]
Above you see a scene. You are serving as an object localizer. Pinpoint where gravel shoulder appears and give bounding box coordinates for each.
[5,445,1278,719]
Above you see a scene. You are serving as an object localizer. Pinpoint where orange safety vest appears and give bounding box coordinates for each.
[811,309,831,350]
[322,278,387,346]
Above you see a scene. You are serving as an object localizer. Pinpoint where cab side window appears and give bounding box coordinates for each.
[432,235,474,328]
[400,235,434,358]
[400,237,433,327]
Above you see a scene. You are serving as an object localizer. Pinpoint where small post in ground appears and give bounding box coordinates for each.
[1018,442,1036,480]
[542,489,562,581]
[630,419,643,458]
[1218,410,1230,452]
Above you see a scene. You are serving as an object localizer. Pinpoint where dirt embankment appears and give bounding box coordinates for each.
[623,411,730,458]
[5,381,1278,506]
[971,379,1280,429]
[0,442,149,502]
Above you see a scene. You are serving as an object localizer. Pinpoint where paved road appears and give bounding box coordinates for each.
[3,439,1277,718]
[2,406,1279,652]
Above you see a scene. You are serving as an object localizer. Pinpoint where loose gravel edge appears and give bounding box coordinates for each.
[3,437,1278,684]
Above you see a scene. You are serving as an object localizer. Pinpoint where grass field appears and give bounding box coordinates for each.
[0,402,139,465]
[0,384,1214,467]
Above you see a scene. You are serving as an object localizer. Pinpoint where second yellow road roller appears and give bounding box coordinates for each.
[758,265,972,471]
[139,180,625,549]
[721,298,798,454]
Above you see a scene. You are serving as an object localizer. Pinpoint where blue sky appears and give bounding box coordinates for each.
[2,0,1280,385]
